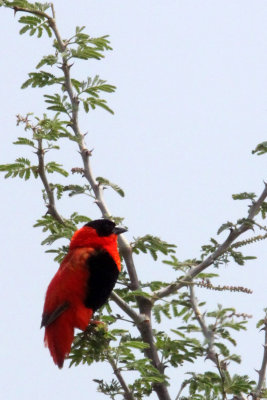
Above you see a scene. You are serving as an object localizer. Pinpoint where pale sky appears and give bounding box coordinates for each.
[1,1,267,399]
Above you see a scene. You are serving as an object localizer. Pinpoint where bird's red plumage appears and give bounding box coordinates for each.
[42,222,122,368]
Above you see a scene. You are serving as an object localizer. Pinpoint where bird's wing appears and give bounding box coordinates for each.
[41,302,69,328]
[42,247,94,326]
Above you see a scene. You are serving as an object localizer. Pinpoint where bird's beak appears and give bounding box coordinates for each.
[113,225,127,235]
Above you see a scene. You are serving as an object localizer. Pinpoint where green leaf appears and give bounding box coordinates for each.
[123,341,150,350]
[252,141,267,156]
[256,318,265,329]
[45,162,68,177]
[96,176,124,197]
[71,46,104,61]
[83,100,89,113]
[83,96,114,114]
[44,94,70,114]
[19,15,42,26]
[19,25,30,34]
[13,137,35,147]
[63,184,91,197]
[217,221,234,235]
[132,235,176,260]
[36,54,58,69]
[0,157,38,180]
[214,342,230,357]
[232,192,256,201]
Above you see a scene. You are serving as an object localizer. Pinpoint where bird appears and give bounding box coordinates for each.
[41,218,127,368]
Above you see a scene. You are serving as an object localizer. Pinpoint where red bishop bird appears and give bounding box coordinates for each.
[41,219,127,368]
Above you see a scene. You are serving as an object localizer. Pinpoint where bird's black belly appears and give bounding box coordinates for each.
[84,250,119,311]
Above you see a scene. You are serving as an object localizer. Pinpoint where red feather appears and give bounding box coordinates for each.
[41,220,123,368]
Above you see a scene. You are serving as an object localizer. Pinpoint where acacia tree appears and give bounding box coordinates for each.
[1,2,267,399]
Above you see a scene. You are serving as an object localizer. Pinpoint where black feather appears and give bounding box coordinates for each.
[84,250,119,311]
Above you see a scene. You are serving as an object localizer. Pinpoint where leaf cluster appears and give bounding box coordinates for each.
[252,141,267,156]
[0,157,38,180]
[201,237,256,266]
[69,26,112,60]
[180,372,255,399]
[34,213,91,261]
[132,235,176,260]
[96,176,125,197]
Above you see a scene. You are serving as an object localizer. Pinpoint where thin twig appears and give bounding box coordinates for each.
[110,292,146,325]
[190,285,233,400]
[12,5,51,19]
[36,139,64,224]
[107,355,136,400]
[189,285,217,364]
[216,353,227,400]
[174,381,189,400]
[252,314,267,399]
[111,290,171,400]
[154,183,267,300]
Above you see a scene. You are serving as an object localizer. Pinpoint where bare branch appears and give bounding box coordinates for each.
[154,183,267,300]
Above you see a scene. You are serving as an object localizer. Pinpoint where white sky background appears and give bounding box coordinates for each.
[0,1,267,399]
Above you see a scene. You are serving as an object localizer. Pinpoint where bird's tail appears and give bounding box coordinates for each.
[44,312,74,369]
[44,305,93,368]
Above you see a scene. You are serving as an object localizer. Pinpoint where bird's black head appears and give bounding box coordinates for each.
[85,219,127,237]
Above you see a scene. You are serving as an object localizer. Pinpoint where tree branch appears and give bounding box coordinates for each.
[111,292,171,400]
[252,313,267,400]
[154,182,267,300]
[48,8,141,291]
[174,381,189,400]
[189,285,217,364]
[36,138,64,224]
[110,292,146,325]
[107,355,136,400]
[12,5,51,19]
